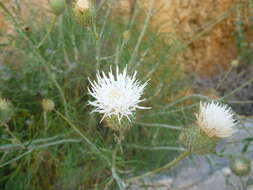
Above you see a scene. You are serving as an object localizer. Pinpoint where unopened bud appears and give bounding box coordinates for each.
[123,30,131,40]
[230,156,251,177]
[0,98,14,124]
[231,59,239,68]
[42,99,55,112]
[48,0,66,15]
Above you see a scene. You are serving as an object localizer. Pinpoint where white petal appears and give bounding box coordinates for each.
[197,101,237,138]
[88,66,149,122]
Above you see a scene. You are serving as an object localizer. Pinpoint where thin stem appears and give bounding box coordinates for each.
[0,138,83,168]
[59,16,71,65]
[0,3,69,117]
[3,123,25,149]
[112,146,126,190]
[126,144,185,152]
[0,149,33,168]
[136,122,182,130]
[37,16,58,48]
[221,76,253,100]
[54,110,110,165]
[94,6,111,70]
[0,137,81,151]
[43,111,48,133]
[126,151,190,182]
[128,0,154,70]
[216,66,233,90]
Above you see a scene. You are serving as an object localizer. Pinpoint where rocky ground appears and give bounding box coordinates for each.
[128,118,253,190]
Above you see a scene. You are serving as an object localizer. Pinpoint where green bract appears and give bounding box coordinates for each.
[179,125,218,155]
[230,156,251,177]
[105,115,132,132]
[48,0,66,15]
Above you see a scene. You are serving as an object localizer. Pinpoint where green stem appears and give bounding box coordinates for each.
[126,151,190,182]
[0,3,69,117]
[128,0,154,71]
[3,123,25,149]
[216,66,233,90]
[59,16,70,65]
[112,146,126,190]
[43,111,48,133]
[54,110,110,165]
[221,75,253,100]
[37,16,58,49]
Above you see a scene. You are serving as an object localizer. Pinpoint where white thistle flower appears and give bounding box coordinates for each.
[88,66,149,122]
[76,0,90,11]
[196,101,237,138]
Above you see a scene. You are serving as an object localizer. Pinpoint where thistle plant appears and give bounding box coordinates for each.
[128,101,238,182]
[72,0,93,26]
[0,0,251,189]
[88,66,149,140]
[180,101,237,154]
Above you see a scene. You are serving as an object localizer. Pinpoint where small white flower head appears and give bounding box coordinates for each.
[196,101,237,138]
[0,97,14,124]
[88,66,149,122]
[75,0,90,12]
[0,98,10,111]
[73,0,92,26]
[42,99,55,112]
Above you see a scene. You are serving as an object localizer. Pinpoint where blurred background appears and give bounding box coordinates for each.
[0,0,253,189]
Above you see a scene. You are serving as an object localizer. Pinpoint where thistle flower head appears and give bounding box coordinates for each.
[88,66,149,122]
[0,98,14,124]
[73,0,92,26]
[42,99,55,112]
[230,156,251,176]
[0,98,10,111]
[196,101,237,138]
[75,0,90,12]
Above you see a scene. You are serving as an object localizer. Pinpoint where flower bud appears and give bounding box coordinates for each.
[231,59,239,68]
[42,99,55,112]
[73,0,93,26]
[230,156,251,177]
[123,30,131,40]
[179,125,218,155]
[0,98,14,124]
[48,0,66,15]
